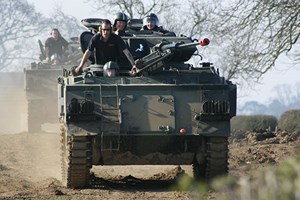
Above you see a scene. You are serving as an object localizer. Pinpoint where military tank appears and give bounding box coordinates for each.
[58,18,237,188]
[24,37,82,133]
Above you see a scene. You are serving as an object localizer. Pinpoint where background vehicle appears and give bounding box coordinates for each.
[24,37,81,133]
[58,18,237,188]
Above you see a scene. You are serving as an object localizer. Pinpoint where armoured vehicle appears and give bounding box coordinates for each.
[24,37,81,133]
[58,18,237,188]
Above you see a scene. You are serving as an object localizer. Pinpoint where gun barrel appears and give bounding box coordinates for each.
[160,38,209,51]
[160,42,197,51]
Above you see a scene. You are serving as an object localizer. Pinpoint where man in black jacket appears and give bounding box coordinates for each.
[44,28,68,64]
[75,19,136,73]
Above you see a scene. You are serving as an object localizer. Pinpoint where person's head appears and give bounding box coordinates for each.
[143,13,159,30]
[50,28,60,40]
[100,19,112,40]
[113,12,128,31]
[103,61,119,77]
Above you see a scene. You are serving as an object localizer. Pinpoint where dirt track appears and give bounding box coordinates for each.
[0,132,194,199]
[0,130,299,200]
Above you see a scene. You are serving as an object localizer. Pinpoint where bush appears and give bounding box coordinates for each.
[278,109,300,132]
[231,115,278,136]
[210,156,300,200]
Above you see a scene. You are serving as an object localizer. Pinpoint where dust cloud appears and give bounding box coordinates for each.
[0,72,61,187]
[0,72,60,134]
[0,72,27,133]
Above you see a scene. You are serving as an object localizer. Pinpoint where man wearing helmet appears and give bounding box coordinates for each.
[113,12,128,36]
[75,19,136,74]
[103,61,119,77]
[141,13,169,34]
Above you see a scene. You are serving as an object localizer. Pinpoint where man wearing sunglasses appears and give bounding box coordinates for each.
[75,19,136,74]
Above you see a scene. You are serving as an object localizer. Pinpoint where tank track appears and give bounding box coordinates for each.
[193,137,229,181]
[61,125,93,188]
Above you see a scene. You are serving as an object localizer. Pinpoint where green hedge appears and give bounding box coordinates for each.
[278,109,300,132]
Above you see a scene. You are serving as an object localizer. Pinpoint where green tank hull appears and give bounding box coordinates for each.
[59,70,236,188]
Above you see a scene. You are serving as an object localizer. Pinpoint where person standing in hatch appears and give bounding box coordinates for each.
[75,19,136,73]
[44,28,68,64]
[112,12,129,36]
[140,13,169,34]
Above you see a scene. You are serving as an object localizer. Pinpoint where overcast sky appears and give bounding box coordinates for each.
[27,0,300,105]
[27,0,107,20]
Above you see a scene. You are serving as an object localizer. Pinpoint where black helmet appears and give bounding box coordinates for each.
[103,61,119,77]
[143,13,159,27]
[113,12,128,27]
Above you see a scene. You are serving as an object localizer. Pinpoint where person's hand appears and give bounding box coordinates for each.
[42,57,50,64]
[75,65,82,73]
[130,65,139,75]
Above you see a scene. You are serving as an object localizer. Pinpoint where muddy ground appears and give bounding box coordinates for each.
[0,130,299,200]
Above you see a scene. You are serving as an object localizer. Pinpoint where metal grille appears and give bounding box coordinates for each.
[202,100,230,114]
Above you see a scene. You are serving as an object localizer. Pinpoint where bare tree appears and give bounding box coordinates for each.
[190,0,300,81]
[187,1,214,38]
[272,82,300,107]
[0,0,48,71]
[85,0,176,19]
[48,6,85,39]
[85,0,300,86]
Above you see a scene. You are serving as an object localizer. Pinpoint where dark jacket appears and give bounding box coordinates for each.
[88,33,127,65]
[141,25,169,34]
[45,37,68,58]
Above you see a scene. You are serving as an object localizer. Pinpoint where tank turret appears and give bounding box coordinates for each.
[133,38,210,75]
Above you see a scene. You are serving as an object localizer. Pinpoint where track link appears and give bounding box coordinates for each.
[61,126,93,188]
[193,136,229,181]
